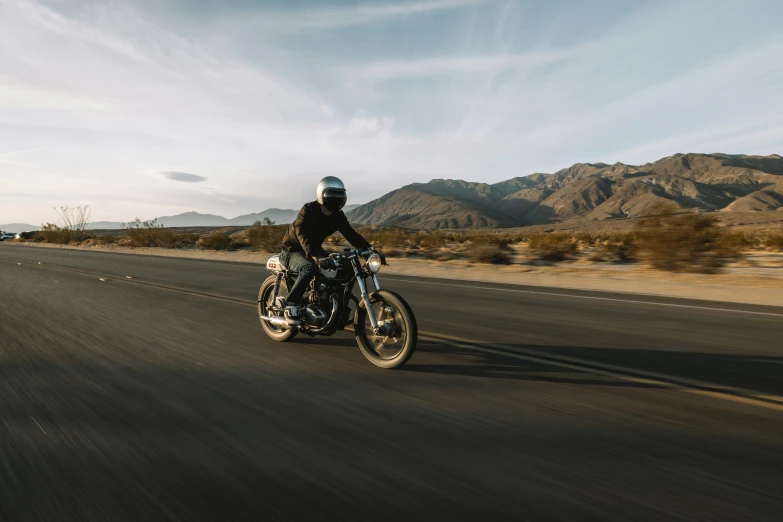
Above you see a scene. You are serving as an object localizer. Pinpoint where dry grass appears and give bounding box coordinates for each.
[588,235,637,263]
[465,242,513,264]
[634,208,742,273]
[526,233,578,262]
[764,232,783,251]
[199,231,234,251]
[246,224,287,251]
[37,223,95,244]
[122,219,199,248]
[28,207,783,272]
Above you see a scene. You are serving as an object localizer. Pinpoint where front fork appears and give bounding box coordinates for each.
[352,260,382,331]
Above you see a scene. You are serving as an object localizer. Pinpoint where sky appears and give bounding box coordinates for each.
[1,0,782,225]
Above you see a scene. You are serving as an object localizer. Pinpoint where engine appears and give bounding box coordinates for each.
[302,305,328,328]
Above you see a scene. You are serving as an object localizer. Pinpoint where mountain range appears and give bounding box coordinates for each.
[2,205,362,233]
[346,153,783,229]
[87,208,302,230]
[5,155,783,233]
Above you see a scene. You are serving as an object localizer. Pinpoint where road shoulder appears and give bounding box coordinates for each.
[5,241,783,307]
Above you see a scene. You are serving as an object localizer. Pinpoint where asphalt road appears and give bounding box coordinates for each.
[1,243,782,521]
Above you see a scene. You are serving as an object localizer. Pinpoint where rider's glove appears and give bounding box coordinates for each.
[318,257,337,270]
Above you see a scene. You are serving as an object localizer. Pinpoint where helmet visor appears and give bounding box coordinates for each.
[322,187,347,212]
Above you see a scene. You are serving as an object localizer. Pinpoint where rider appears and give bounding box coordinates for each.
[279,176,377,324]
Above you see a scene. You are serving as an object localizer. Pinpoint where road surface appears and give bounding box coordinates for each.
[1,243,782,521]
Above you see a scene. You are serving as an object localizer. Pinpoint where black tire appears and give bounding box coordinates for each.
[354,290,417,369]
[258,275,298,342]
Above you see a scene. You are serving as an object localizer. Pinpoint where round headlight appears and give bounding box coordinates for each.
[367,253,382,273]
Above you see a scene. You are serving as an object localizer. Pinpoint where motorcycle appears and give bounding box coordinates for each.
[258,248,417,369]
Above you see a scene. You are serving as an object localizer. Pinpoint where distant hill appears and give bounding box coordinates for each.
[79,208,300,230]
[229,208,298,226]
[346,153,783,229]
[155,212,230,227]
[0,223,38,234]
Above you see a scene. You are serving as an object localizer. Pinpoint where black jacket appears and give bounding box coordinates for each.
[281,201,370,259]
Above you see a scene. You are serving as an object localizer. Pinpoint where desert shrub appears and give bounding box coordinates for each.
[526,233,578,262]
[38,223,73,244]
[174,233,200,247]
[380,247,404,258]
[571,232,599,246]
[246,224,287,252]
[120,219,197,248]
[465,242,514,264]
[124,218,168,247]
[635,208,742,273]
[409,231,445,249]
[590,235,638,263]
[54,205,92,242]
[97,234,119,245]
[470,232,517,247]
[763,232,783,251]
[423,247,460,261]
[200,231,233,251]
[368,229,408,249]
[442,231,469,244]
[716,231,756,251]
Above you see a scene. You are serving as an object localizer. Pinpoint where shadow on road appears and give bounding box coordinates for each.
[295,334,783,396]
[400,340,664,388]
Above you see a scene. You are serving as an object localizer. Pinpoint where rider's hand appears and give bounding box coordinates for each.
[318,257,336,270]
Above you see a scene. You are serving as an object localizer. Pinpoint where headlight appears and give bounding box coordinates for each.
[367,253,382,273]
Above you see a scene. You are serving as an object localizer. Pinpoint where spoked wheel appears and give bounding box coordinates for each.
[355,290,417,369]
[258,275,298,342]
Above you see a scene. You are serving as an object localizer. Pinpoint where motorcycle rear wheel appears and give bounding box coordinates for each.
[354,290,417,369]
[258,275,298,342]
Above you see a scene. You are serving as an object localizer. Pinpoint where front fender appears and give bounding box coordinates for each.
[353,289,416,330]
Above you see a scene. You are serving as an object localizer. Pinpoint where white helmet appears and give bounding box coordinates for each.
[316,176,347,212]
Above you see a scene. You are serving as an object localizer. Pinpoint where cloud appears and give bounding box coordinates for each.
[0,148,39,167]
[252,0,490,31]
[353,48,585,81]
[161,171,207,183]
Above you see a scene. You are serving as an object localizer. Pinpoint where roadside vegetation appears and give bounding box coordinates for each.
[358,208,783,273]
[12,204,783,273]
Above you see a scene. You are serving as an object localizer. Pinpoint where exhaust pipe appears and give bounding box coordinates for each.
[259,315,291,329]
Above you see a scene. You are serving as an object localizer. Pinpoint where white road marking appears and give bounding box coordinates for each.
[421,331,783,412]
[384,277,783,318]
[31,416,47,435]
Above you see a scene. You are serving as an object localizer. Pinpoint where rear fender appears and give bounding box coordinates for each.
[266,255,282,271]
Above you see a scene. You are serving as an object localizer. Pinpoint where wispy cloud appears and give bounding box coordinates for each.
[161,171,207,183]
[0,148,39,167]
[1,0,782,224]
[253,0,490,31]
[353,48,585,81]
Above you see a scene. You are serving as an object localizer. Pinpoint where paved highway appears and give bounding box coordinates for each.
[1,243,782,521]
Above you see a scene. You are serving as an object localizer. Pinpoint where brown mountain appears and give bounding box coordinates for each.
[347,153,783,229]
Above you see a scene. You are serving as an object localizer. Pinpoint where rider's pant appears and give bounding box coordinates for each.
[280,250,317,304]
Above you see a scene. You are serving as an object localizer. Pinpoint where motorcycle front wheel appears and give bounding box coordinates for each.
[354,290,417,369]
